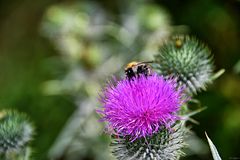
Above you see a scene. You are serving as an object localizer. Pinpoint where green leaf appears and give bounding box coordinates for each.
[205,132,222,160]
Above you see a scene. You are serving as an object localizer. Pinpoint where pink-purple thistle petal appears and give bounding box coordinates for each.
[98,74,187,141]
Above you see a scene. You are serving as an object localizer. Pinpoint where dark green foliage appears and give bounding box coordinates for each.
[111,122,188,160]
[0,110,33,157]
[154,36,214,95]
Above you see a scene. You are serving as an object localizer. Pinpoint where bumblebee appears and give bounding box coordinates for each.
[125,61,153,80]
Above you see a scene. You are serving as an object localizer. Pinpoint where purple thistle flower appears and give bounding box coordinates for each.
[98,74,187,141]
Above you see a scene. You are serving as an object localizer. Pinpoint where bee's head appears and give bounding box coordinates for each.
[124,62,138,79]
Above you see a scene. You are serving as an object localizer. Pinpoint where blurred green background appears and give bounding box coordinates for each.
[0,0,239,160]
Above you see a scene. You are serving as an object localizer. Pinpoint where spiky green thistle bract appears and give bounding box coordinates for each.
[111,122,188,160]
[154,35,214,95]
[0,110,34,159]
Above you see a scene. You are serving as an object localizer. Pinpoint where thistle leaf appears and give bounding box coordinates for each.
[210,69,225,81]
[205,132,222,160]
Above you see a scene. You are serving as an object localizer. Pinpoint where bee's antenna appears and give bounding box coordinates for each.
[138,61,155,64]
